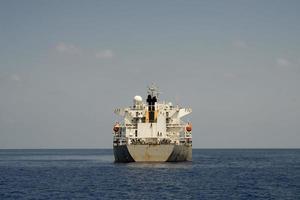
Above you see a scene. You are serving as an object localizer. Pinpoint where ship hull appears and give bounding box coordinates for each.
[113,144,192,162]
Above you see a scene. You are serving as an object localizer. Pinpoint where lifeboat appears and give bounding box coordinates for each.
[186,123,192,132]
[113,123,120,133]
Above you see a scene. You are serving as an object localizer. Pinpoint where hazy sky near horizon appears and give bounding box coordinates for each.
[1,0,300,148]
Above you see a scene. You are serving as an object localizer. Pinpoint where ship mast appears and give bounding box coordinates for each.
[147,84,160,101]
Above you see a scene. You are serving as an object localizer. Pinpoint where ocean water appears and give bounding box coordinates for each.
[0,149,299,199]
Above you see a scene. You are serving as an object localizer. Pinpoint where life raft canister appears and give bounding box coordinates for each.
[113,123,120,133]
[186,123,192,132]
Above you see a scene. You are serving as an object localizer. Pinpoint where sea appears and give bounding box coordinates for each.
[0,149,299,199]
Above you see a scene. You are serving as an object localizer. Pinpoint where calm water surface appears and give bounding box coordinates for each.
[0,149,299,199]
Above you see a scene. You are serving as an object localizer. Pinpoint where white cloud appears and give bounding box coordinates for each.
[10,74,21,82]
[223,72,238,79]
[53,43,114,60]
[276,58,291,67]
[232,40,248,49]
[55,42,81,55]
[95,50,114,59]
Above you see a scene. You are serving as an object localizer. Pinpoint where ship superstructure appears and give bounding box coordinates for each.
[112,85,192,162]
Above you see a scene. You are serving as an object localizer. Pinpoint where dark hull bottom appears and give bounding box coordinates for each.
[113,144,192,162]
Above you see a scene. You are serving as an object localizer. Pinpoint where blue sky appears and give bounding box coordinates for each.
[0,0,300,148]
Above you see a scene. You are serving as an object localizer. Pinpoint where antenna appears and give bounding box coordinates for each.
[147,83,161,100]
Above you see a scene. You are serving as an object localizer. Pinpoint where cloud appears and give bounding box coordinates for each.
[232,40,248,49]
[53,43,115,60]
[276,58,291,67]
[55,42,81,55]
[223,72,238,80]
[10,74,21,82]
[95,50,114,59]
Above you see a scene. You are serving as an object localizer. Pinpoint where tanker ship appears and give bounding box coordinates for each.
[112,85,192,162]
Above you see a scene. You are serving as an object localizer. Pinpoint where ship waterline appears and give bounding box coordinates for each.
[113,144,192,162]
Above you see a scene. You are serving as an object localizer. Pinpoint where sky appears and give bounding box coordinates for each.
[0,0,300,148]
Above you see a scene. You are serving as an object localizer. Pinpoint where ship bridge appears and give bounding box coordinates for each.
[113,85,192,146]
